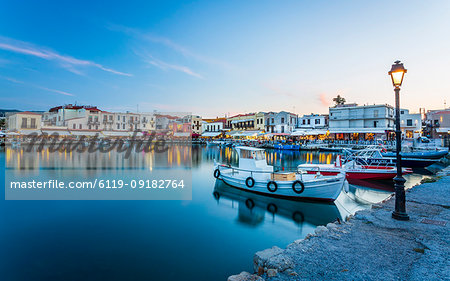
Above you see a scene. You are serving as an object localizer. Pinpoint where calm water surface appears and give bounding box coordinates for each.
[0,145,436,281]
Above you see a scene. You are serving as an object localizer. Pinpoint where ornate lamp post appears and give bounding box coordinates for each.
[388,60,409,221]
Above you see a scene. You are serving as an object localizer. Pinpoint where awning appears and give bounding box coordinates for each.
[173,132,190,137]
[41,129,72,136]
[68,130,100,136]
[291,129,328,136]
[329,128,392,134]
[202,131,222,137]
[230,119,253,124]
[436,127,450,133]
[18,130,42,135]
[101,131,132,137]
[237,130,261,137]
[267,133,291,136]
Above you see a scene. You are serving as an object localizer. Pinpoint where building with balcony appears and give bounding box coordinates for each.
[265,111,297,134]
[424,109,450,140]
[400,109,422,139]
[328,104,395,140]
[226,112,265,131]
[298,114,328,129]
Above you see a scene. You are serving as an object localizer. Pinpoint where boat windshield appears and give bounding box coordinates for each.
[240,149,266,160]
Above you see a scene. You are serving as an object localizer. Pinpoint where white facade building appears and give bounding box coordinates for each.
[329,104,395,139]
[400,109,422,139]
[298,114,328,129]
[202,121,224,132]
[265,111,297,134]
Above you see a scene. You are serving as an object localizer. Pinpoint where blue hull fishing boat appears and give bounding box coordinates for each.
[352,148,438,168]
[381,149,448,160]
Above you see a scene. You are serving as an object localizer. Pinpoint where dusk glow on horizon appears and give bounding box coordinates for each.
[1,0,449,117]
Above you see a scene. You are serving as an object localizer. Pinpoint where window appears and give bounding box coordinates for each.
[123,124,125,129]
[374,110,379,117]
[73,124,76,129]
[117,124,120,129]
[315,119,320,124]
[79,124,82,129]
[407,119,413,126]
[281,117,285,123]
[400,110,404,114]
[117,115,120,121]
[94,116,98,122]
[88,125,92,130]
[302,120,305,125]
[88,116,92,122]
[271,118,274,123]
[123,116,125,122]
[374,121,377,128]
[30,118,36,128]
[21,118,27,128]
[109,115,113,120]
[95,126,98,130]
[307,119,310,125]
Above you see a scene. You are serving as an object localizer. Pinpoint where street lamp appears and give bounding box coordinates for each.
[388,60,409,221]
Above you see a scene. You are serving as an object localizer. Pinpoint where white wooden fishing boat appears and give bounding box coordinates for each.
[213,146,346,202]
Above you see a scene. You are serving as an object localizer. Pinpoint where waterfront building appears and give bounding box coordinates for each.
[424,109,450,142]
[201,118,227,138]
[226,112,265,131]
[265,111,297,134]
[297,114,329,129]
[35,104,156,136]
[328,103,395,140]
[7,111,42,133]
[400,109,422,139]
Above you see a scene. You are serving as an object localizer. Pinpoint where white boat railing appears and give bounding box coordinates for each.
[216,164,306,181]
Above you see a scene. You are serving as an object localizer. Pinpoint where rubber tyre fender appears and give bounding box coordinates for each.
[267,181,278,193]
[245,177,255,188]
[213,169,221,179]
[292,180,305,194]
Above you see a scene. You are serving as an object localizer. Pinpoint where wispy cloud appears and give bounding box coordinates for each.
[135,49,203,78]
[0,36,132,77]
[107,23,232,69]
[0,75,75,96]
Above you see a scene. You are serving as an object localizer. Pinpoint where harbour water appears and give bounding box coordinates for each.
[0,145,438,281]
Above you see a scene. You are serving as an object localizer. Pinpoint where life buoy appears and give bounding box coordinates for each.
[267,181,278,192]
[292,180,305,194]
[267,203,278,214]
[214,169,221,179]
[245,177,255,188]
[245,198,255,209]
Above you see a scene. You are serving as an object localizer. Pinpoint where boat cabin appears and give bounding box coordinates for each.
[234,146,273,172]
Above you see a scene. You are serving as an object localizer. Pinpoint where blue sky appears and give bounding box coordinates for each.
[0,0,449,117]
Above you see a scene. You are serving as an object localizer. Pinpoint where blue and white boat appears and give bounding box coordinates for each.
[213,146,346,202]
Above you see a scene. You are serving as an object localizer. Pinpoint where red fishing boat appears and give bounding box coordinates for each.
[298,155,412,181]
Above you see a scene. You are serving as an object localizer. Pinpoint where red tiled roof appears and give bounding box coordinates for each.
[17,111,41,115]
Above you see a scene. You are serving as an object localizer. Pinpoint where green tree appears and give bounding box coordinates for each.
[333,95,346,106]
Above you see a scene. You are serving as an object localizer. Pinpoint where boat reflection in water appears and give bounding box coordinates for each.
[213,180,342,228]
[213,179,395,230]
